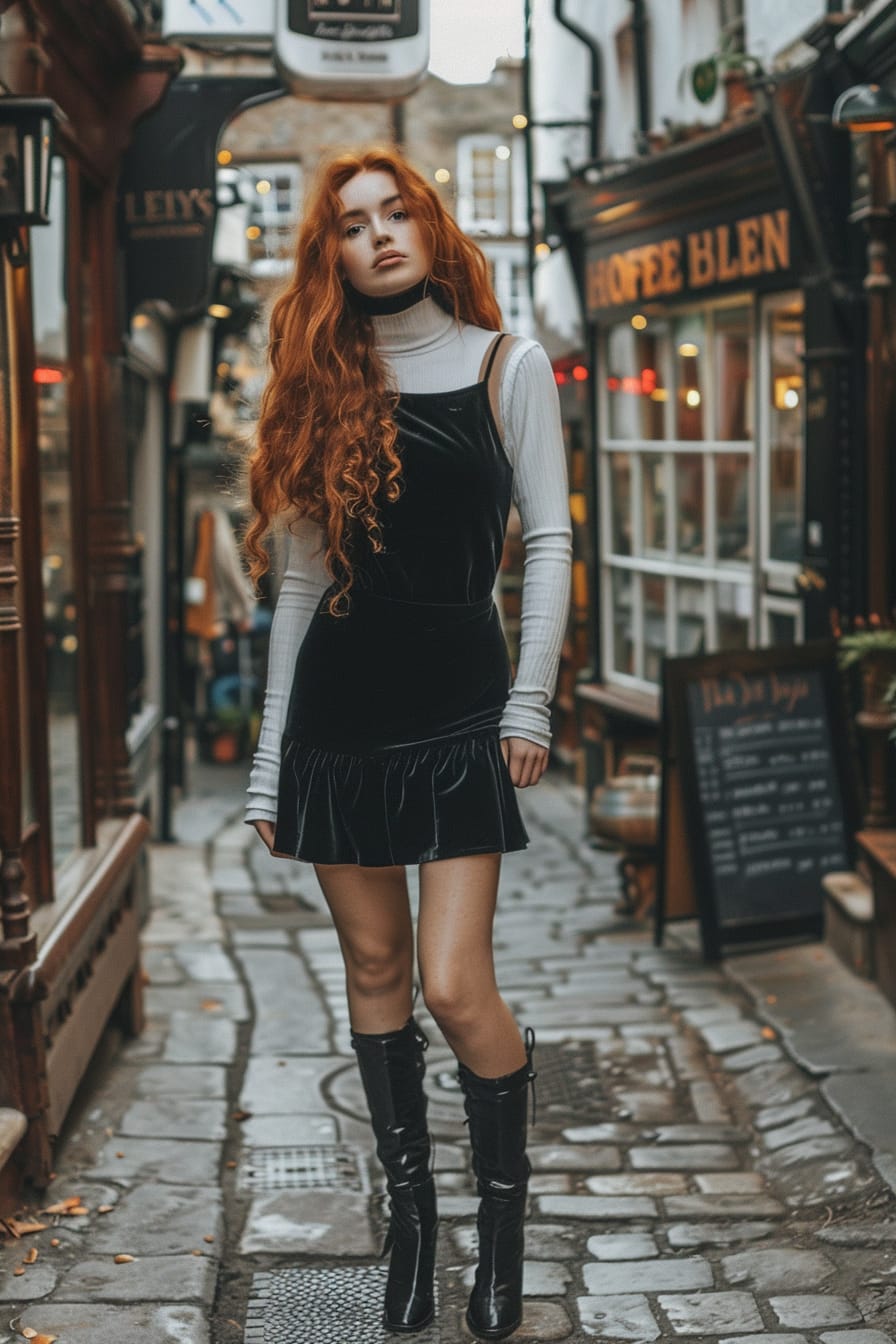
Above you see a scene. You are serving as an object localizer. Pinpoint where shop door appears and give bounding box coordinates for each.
[757,291,805,646]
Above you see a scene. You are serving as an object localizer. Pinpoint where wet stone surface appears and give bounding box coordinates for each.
[3,776,896,1343]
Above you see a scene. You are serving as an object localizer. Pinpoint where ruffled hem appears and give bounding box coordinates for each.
[273,731,529,866]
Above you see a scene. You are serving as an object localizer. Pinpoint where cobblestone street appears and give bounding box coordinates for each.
[3,770,896,1343]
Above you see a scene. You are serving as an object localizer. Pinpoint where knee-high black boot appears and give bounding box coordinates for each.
[458,1030,536,1341]
[351,1017,438,1333]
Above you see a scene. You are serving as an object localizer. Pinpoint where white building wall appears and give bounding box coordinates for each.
[529,0,856,178]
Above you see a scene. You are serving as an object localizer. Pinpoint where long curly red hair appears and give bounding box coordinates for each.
[244,146,503,611]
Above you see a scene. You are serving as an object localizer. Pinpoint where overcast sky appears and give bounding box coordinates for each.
[428,0,524,84]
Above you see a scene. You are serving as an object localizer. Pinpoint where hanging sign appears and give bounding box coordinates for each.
[275,0,429,100]
[162,0,275,42]
[117,77,281,316]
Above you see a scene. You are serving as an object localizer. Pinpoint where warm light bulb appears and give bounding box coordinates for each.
[255,179,272,195]
[685,388,702,408]
[534,242,551,259]
[495,145,511,161]
[678,342,699,358]
[246,225,262,240]
[784,388,800,409]
[434,168,451,183]
[512,113,528,130]
[208,303,233,319]
[217,148,233,166]
[631,314,648,331]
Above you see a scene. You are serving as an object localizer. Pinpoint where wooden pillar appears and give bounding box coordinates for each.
[0,245,36,971]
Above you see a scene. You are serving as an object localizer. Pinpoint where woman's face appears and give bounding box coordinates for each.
[338,169,431,298]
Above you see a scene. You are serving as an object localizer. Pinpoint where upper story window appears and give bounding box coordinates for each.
[245,161,303,270]
[456,135,527,238]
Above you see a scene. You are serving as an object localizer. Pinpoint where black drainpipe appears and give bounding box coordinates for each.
[630,0,651,152]
[553,0,602,160]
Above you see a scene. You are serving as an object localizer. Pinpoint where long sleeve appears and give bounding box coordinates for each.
[245,517,330,823]
[497,340,572,749]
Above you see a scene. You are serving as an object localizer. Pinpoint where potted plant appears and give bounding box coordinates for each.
[837,617,896,828]
[682,36,764,123]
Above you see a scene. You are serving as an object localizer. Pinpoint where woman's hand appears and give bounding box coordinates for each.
[500,736,549,788]
[251,819,276,852]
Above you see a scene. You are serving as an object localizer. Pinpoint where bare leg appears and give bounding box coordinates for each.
[416,852,525,1077]
[314,862,415,1033]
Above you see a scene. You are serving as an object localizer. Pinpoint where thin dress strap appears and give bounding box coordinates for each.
[479,332,508,384]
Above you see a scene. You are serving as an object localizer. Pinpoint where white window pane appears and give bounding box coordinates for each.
[606,321,668,440]
[676,580,706,656]
[611,569,635,675]
[716,580,751,651]
[673,314,706,440]
[716,453,751,562]
[644,575,666,683]
[714,306,752,440]
[642,453,668,555]
[609,454,632,555]
[767,302,804,564]
[675,454,705,558]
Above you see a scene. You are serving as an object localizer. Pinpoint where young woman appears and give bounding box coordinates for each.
[244,147,571,1341]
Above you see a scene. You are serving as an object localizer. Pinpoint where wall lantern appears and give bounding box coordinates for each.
[0,98,59,262]
[832,83,896,134]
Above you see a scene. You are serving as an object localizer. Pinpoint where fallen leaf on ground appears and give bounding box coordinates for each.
[2,1218,48,1237]
[201,999,223,1012]
[760,1026,776,1040]
[231,1109,252,1122]
[115,1152,125,1159]
[97,1205,114,1214]
[13,1267,25,1276]
[114,1253,136,1264]
[203,1234,215,1243]
[23,1248,38,1263]
[225,1160,237,1169]
[70,1207,89,1216]
[42,1197,83,1215]
[50,1238,60,1247]
[21,1331,57,1342]
[190,1249,203,1256]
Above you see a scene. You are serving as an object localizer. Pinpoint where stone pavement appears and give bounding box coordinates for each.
[2,766,896,1343]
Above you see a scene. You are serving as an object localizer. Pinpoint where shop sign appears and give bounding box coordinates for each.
[586,207,791,317]
[274,0,429,99]
[162,0,275,41]
[117,77,280,316]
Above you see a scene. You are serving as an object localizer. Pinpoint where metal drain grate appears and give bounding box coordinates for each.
[537,1041,607,1117]
[240,1144,370,1193]
[245,1267,443,1342]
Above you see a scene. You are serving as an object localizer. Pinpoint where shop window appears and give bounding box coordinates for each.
[600,295,807,691]
[31,159,82,866]
[600,300,763,691]
[765,299,804,566]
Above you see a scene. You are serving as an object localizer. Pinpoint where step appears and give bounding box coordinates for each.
[823,870,874,979]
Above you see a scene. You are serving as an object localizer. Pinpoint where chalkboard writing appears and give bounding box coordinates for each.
[687,667,848,924]
[659,643,857,958]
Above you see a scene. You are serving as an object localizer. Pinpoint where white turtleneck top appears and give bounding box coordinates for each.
[245,297,572,825]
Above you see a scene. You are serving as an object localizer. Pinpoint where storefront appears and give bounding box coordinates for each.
[554,81,866,797]
[0,4,181,1210]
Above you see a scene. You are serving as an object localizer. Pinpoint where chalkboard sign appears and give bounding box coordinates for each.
[658,641,859,959]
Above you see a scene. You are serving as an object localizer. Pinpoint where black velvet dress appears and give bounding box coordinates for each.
[272,334,529,867]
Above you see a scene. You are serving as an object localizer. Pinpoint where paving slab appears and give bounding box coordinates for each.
[134,1064,228,1098]
[629,1143,740,1170]
[667,1221,778,1248]
[577,1293,660,1340]
[529,1144,622,1172]
[663,1193,786,1218]
[585,1234,660,1267]
[87,1184,223,1256]
[18,1304,211,1343]
[583,1256,712,1294]
[240,1054,347,1113]
[240,1190,377,1256]
[161,1011,237,1064]
[721,1247,836,1291]
[770,1295,864,1327]
[819,1334,896,1343]
[90,1136,222,1186]
[117,1097,229,1141]
[658,1290,765,1334]
[238,948,330,1054]
[537,1195,657,1219]
[0,1261,58,1301]
[145,982,249,1020]
[585,1173,688,1195]
[54,1253,215,1303]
